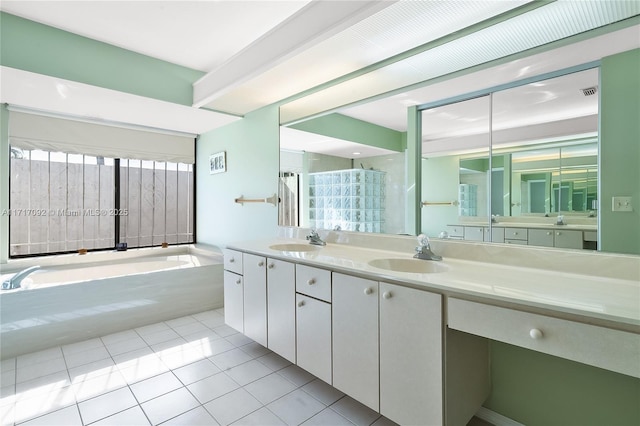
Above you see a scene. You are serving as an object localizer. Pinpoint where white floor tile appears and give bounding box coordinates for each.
[331,396,381,426]
[77,387,138,424]
[150,338,190,354]
[302,379,345,405]
[180,330,222,345]
[16,357,67,384]
[198,337,235,357]
[118,360,170,385]
[92,405,151,426]
[257,353,292,371]
[161,406,219,426]
[239,342,271,359]
[301,407,354,426]
[226,333,254,347]
[210,348,253,371]
[135,322,171,336]
[130,372,183,403]
[140,329,181,346]
[244,373,297,405]
[191,310,220,321]
[226,360,273,386]
[140,387,199,425]
[277,365,316,387]
[13,385,76,424]
[232,407,286,426]
[61,338,105,356]
[105,336,149,356]
[15,370,71,399]
[171,321,209,337]
[172,359,221,385]
[371,415,400,426]
[112,349,158,370]
[17,347,63,368]
[158,347,206,370]
[213,325,239,337]
[203,388,262,426]
[199,316,226,329]
[70,369,128,402]
[267,388,325,426]
[64,346,111,369]
[68,358,117,383]
[18,404,82,426]
[101,329,139,346]
[165,316,197,328]
[186,373,239,404]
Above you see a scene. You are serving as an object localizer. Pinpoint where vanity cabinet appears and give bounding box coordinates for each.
[242,253,268,346]
[553,229,583,249]
[223,249,244,333]
[527,229,555,247]
[296,293,332,384]
[332,273,379,411]
[266,259,296,362]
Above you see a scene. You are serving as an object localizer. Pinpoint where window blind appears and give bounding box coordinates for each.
[8,110,195,163]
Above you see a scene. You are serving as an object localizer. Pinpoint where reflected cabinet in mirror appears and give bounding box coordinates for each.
[421,68,599,249]
[278,121,407,235]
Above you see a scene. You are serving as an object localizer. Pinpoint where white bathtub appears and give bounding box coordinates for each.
[0,246,224,359]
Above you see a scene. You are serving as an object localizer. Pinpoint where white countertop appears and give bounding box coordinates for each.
[227,236,640,331]
[451,222,598,231]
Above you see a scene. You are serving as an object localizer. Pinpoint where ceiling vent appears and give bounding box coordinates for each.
[581,86,598,96]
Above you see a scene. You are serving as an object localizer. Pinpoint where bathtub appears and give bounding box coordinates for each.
[0,246,224,359]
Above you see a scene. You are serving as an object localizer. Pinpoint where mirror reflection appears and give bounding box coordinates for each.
[421,68,599,249]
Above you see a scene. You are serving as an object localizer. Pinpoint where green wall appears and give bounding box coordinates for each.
[485,342,640,425]
[600,48,640,255]
[289,113,404,152]
[0,12,203,106]
[195,106,280,248]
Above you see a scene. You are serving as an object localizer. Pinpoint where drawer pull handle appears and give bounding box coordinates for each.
[268,263,275,269]
[556,232,561,236]
[529,328,543,340]
[297,300,305,308]
[546,232,552,235]
[229,258,235,263]
[307,278,316,285]
[235,279,241,285]
[382,291,392,299]
[258,261,264,267]
[364,287,373,295]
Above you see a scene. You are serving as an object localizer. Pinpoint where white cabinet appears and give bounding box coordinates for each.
[380,282,443,426]
[267,259,296,363]
[243,253,267,346]
[528,229,554,247]
[296,293,332,384]
[223,270,243,333]
[223,249,243,274]
[463,226,484,242]
[332,273,379,411]
[553,229,583,249]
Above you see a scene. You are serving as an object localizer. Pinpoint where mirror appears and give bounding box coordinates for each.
[279,121,407,234]
[421,68,599,249]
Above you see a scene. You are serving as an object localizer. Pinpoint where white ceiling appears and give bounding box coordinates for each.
[0,1,638,153]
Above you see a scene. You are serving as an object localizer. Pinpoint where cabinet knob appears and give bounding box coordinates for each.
[258,261,264,267]
[513,232,518,236]
[478,229,482,232]
[235,279,241,285]
[556,232,561,236]
[307,278,316,285]
[268,263,275,269]
[529,328,543,340]
[229,258,235,263]
[546,231,552,235]
[382,291,392,299]
[297,300,305,308]
[364,287,373,295]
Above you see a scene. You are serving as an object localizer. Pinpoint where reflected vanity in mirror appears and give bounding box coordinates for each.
[420,68,599,249]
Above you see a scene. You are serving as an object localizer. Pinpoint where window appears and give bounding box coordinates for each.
[9,148,194,257]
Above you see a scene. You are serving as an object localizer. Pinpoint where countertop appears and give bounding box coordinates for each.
[450,222,598,231]
[226,236,639,332]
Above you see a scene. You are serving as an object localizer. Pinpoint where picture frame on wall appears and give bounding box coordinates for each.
[209,151,226,174]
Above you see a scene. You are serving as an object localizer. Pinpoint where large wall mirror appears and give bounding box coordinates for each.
[421,68,599,249]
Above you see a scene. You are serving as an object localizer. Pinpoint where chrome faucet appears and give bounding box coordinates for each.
[414,234,442,261]
[2,266,40,290]
[306,229,326,246]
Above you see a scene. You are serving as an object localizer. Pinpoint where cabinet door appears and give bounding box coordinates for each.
[464,226,484,241]
[380,283,443,426]
[267,259,295,363]
[296,294,332,384]
[332,273,379,411]
[528,229,554,247]
[243,253,267,346]
[223,249,243,274]
[554,229,583,249]
[223,271,243,333]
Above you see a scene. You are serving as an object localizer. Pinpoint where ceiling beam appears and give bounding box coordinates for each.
[192,0,396,109]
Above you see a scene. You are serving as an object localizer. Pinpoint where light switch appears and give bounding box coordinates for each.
[612,196,633,212]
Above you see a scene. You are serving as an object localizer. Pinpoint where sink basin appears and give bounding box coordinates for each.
[368,258,449,274]
[269,243,320,252]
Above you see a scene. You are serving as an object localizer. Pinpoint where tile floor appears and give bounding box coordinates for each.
[0,308,401,426]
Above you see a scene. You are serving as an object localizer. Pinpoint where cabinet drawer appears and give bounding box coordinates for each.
[464,226,484,241]
[448,298,640,378]
[223,249,243,274]
[447,226,464,238]
[296,264,331,302]
[504,228,527,240]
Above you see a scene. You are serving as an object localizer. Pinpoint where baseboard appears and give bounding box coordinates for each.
[476,407,525,426]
